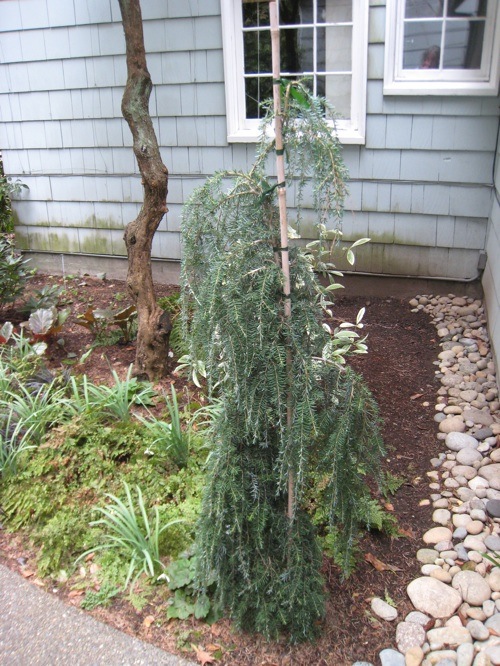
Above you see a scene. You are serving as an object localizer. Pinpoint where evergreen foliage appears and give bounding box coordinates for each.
[181,83,385,642]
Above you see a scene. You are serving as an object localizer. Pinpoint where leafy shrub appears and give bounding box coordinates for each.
[0,173,28,234]
[0,236,33,308]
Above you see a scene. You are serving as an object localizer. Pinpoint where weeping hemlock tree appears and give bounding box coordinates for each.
[118,0,171,380]
[182,77,386,642]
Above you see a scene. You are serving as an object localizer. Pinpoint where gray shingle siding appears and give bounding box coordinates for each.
[0,0,498,283]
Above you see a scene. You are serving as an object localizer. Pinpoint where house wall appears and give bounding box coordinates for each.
[482,126,500,370]
[0,0,498,282]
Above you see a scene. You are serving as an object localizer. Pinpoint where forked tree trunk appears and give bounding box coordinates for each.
[118,0,171,380]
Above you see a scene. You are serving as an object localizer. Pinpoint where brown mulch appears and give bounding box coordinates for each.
[0,274,441,666]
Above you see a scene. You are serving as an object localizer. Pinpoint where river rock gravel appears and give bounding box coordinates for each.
[358,294,500,666]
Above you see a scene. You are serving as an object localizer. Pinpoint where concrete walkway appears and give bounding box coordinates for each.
[0,564,195,665]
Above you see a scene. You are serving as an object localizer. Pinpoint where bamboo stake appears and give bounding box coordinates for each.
[269,1,294,521]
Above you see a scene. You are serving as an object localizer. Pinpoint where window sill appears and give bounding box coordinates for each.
[383,79,500,96]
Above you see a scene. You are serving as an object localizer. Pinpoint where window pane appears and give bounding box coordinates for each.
[243,0,270,28]
[324,74,351,118]
[405,0,444,19]
[245,76,273,118]
[324,25,352,72]
[447,0,487,18]
[280,27,314,73]
[244,30,272,74]
[403,21,442,68]
[279,0,313,26]
[443,19,485,68]
[325,0,352,23]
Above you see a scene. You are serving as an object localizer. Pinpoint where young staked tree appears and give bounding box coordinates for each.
[117,0,171,380]
[181,73,386,641]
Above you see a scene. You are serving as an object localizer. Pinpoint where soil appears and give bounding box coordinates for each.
[0,273,442,666]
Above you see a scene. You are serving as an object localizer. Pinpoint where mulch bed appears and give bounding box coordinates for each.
[0,274,441,666]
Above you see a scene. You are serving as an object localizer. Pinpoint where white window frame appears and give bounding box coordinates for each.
[220,0,369,144]
[384,0,500,95]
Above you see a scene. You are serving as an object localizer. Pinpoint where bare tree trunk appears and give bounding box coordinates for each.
[118,0,171,380]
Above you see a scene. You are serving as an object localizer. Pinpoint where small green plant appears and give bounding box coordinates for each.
[0,330,46,381]
[175,355,206,389]
[158,293,188,358]
[165,552,220,622]
[22,307,70,342]
[21,284,66,315]
[0,236,33,308]
[0,322,13,344]
[76,305,137,343]
[77,482,184,590]
[81,581,120,610]
[381,471,406,499]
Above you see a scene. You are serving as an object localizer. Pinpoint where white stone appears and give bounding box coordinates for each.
[457,448,484,465]
[423,527,453,545]
[454,514,472,528]
[488,568,500,593]
[467,619,490,641]
[453,465,478,480]
[445,432,479,452]
[432,509,451,526]
[396,621,426,653]
[427,626,472,650]
[405,611,431,626]
[371,597,398,621]
[478,464,500,491]
[466,520,486,535]
[407,578,462,618]
[440,416,466,434]
[469,476,490,491]
[452,570,492,605]
[457,642,474,666]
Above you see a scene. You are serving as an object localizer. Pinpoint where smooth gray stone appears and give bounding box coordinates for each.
[485,534,500,551]
[486,499,500,518]
[379,649,405,666]
[474,427,493,441]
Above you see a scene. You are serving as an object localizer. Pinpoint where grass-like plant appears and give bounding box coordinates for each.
[0,380,73,445]
[136,386,190,468]
[68,365,156,422]
[77,482,184,590]
[0,410,36,479]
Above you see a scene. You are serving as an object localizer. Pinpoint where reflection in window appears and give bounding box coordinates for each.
[242,0,353,120]
[402,0,488,70]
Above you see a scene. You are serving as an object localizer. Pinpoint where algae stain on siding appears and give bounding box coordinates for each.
[79,234,113,255]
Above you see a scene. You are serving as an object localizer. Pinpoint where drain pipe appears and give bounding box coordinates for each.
[20,249,484,284]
